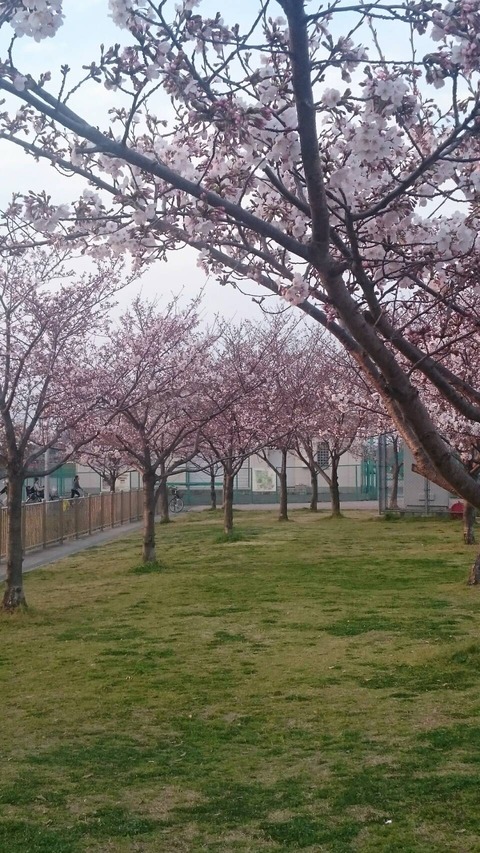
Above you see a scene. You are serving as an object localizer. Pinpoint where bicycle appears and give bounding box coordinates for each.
[168,487,184,514]
[26,485,44,503]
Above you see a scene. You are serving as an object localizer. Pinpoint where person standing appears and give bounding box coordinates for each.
[70,475,82,499]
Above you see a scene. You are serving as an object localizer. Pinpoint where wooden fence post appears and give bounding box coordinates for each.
[74,498,79,539]
[59,499,64,545]
[21,504,26,555]
[42,500,47,549]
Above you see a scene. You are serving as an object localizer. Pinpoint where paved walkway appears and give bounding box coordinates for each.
[0,519,146,581]
[0,500,379,580]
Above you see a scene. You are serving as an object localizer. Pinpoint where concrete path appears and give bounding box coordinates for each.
[1,519,146,581]
[1,500,379,580]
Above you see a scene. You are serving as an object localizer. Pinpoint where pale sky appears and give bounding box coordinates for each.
[0,1,438,323]
[0,0,283,322]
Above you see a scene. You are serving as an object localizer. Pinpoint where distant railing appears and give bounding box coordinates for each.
[0,490,144,561]
[182,462,378,504]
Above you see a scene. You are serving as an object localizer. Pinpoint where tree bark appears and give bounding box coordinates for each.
[278,449,289,522]
[309,465,318,512]
[330,457,341,517]
[388,436,402,510]
[468,549,480,585]
[463,502,476,545]
[142,470,157,562]
[3,473,27,610]
[157,478,170,525]
[223,470,234,534]
[210,467,217,510]
[388,461,401,509]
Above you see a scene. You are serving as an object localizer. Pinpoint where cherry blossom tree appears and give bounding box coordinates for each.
[99,297,218,563]
[2,2,480,521]
[422,391,479,551]
[79,427,132,493]
[254,320,313,522]
[404,304,480,562]
[200,322,275,535]
[189,447,222,511]
[0,244,125,609]
[294,360,371,517]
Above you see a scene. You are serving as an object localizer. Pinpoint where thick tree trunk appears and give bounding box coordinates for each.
[223,470,234,534]
[309,466,318,512]
[330,458,341,517]
[468,549,480,585]
[142,471,157,563]
[463,502,476,545]
[157,478,170,525]
[3,474,27,610]
[278,449,288,522]
[210,468,217,510]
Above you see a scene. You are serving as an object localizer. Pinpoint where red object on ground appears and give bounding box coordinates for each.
[450,501,464,518]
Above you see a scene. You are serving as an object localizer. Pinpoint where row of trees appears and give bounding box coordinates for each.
[2,0,480,596]
[0,246,378,609]
[0,0,479,520]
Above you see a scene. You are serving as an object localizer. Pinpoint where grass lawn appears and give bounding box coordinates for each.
[1,509,479,852]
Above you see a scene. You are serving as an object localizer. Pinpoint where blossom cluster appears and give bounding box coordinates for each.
[8,0,63,41]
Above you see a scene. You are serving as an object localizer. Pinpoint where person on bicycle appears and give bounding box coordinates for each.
[71,475,82,499]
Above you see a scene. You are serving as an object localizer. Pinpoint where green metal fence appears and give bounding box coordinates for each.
[177,462,377,507]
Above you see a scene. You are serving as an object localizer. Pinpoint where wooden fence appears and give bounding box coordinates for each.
[0,490,144,561]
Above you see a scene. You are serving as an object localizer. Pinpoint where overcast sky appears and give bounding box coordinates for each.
[0,0,285,323]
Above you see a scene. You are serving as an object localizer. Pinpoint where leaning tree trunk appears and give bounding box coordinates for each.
[463,502,476,545]
[329,458,341,517]
[278,449,289,522]
[210,468,217,511]
[309,466,318,512]
[157,478,170,525]
[142,471,157,563]
[223,470,234,534]
[3,474,27,610]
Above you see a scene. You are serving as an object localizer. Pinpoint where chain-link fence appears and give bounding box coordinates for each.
[0,457,380,561]
[377,434,453,516]
[176,462,377,507]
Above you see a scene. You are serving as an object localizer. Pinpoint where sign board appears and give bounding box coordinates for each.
[253,469,276,492]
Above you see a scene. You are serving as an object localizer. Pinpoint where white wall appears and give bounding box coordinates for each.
[402,447,451,510]
[76,465,141,492]
[245,448,362,490]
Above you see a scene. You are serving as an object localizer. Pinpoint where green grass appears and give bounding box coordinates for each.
[0,510,479,851]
